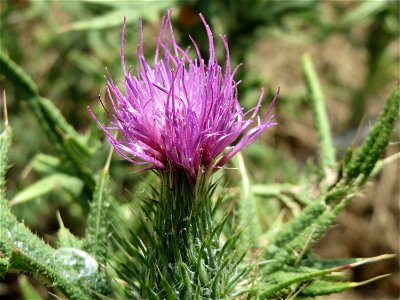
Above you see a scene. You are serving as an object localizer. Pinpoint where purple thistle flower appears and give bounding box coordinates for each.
[89,11,278,180]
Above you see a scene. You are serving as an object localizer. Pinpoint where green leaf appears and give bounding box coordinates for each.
[83,169,110,265]
[56,212,83,249]
[263,200,326,259]
[7,247,89,300]
[81,155,113,295]
[302,54,336,173]
[252,183,298,197]
[346,86,400,183]
[300,275,390,297]
[62,2,173,32]
[78,0,174,9]
[0,193,101,297]
[63,9,132,32]
[9,173,84,206]
[157,266,177,300]
[30,153,62,175]
[258,254,394,298]
[343,1,389,26]
[180,261,193,299]
[0,209,89,299]
[235,153,261,247]
[0,52,95,192]
[263,198,350,275]
[0,124,11,268]
[0,126,12,202]
[0,51,38,97]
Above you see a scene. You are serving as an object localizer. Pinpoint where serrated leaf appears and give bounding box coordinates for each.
[7,247,89,299]
[302,54,336,173]
[57,227,83,250]
[263,200,326,259]
[56,213,83,249]
[346,86,400,182]
[300,274,391,297]
[263,198,349,275]
[259,254,393,298]
[0,205,89,299]
[83,169,110,265]
[83,161,112,295]
[0,52,37,97]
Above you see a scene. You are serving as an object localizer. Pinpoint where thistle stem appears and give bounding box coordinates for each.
[145,170,219,298]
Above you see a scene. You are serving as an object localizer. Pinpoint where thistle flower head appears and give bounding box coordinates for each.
[89,11,278,180]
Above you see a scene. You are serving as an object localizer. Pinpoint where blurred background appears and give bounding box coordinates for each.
[0,0,398,299]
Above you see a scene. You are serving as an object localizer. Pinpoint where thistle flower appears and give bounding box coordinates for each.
[89,11,278,180]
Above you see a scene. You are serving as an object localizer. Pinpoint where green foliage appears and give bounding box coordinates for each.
[0,126,12,200]
[0,2,398,299]
[0,119,112,298]
[255,85,399,297]
[56,213,83,249]
[62,1,174,32]
[302,54,336,173]
[344,87,399,184]
[0,201,89,299]
[0,174,112,299]
[10,173,84,206]
[0,52,95,193]
[82,161,113,295]
[83,168,111,265]
[258,254,393,298]
[235,153,262,248]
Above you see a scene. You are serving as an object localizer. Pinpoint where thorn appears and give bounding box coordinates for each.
[351,274,391,287]
[336,254,396,271]
[381,152,400,165]
[56,211,65,229]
